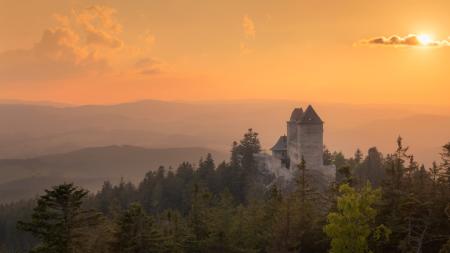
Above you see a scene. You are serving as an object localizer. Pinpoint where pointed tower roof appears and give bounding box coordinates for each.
[271,135,287,151]
[299,105,323,124]
[290,108,304,121]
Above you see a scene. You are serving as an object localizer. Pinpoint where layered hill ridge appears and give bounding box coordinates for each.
[0,145,227,203]
[0,100,448,165]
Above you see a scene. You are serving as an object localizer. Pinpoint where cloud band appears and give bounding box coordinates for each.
[361,34,450,47]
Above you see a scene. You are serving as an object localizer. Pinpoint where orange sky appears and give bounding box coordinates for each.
[1,0,450,105]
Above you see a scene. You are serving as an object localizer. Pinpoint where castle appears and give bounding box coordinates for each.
[270,105,333,175]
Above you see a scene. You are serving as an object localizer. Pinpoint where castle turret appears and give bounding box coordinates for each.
[297,105,324,170]
[270,135,289,167]
[287,108,303,167]
[271,135,287,157]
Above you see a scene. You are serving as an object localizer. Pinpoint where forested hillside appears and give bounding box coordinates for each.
[0,146,227,203]
[0,130,449,253]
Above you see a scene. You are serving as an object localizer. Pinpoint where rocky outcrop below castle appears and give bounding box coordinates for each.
[256,153,335,193]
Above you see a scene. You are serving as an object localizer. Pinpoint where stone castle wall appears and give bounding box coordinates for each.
[297,123,324,170]
[287,120,299,169]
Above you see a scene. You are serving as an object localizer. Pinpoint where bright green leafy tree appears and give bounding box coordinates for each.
[324,183,390,253]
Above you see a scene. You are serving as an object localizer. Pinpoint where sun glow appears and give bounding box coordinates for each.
[417,34,432,45]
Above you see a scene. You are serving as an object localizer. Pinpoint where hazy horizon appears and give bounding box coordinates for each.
[0,99,448,167]
[2,97,450,111]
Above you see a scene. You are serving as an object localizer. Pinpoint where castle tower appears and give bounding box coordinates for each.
[287,108,303,166]
[270,105,334,183]
[297,105,324,170]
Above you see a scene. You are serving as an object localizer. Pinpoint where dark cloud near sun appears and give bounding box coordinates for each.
[360,34,450,47]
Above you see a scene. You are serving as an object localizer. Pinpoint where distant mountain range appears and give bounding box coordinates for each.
[0,99,448,165]
[0,145,227,203]
[0,99,449,202]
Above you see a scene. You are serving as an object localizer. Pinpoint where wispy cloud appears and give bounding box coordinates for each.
[359,34,450,47]
[0,5,161,83]
[240,15,256,54]
[0,26,108,82]
[242,15,256,38]
[75,5,124,48]
[134,57,162,75]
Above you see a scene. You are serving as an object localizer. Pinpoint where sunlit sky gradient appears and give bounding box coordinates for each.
[1,0,450,105]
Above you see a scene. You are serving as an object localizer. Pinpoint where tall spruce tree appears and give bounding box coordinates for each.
[158,210,189,253]
[204,190,238,252]
[236,128,261,172]
[18,183,101,253]
[355,149,364,164]
[440,142,450,186]
[112,203,165,253]
[197,153,217,193]
[186,183,212,252]
[230,128,262,203]
[267,159,313,252]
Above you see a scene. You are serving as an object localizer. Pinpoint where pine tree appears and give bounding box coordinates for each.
[197,153,217,193]
[332,152,347,171]
[18,183,101,253]
[97,181,115,215]
[186,183,212,252]
[204,190,238,252]
[244,185,282,252]
[289,157,326,252]
[83,217,115,253]
[440,142,450,186]
[236,128,261,172]
[337,166,353,186]
[433,142,450,253]
[158,210,188,253]
[176,162,196,214]
[230,128,262,203]
[112,203,165,253]
[323,147,333,166]
[355,149,364,164]
[114,178,138,211]
[361,147,384,187]
[378,137,410,250]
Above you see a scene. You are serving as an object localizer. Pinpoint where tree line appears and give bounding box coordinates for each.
[0,129,449,253]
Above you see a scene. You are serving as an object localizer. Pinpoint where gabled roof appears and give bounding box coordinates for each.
[271,135,287,151]
[299,105,323,124]
[290,108,303,121]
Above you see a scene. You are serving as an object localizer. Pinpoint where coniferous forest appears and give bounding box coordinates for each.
[0,129,449,253]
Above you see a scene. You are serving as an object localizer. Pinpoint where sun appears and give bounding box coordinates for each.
[417,34,432,45]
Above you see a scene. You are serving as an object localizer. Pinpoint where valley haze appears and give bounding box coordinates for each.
[0,99,448,163]
[0,99,448,202]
